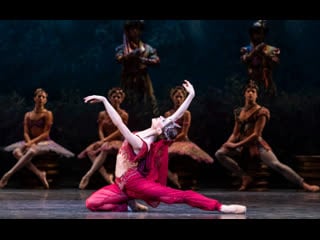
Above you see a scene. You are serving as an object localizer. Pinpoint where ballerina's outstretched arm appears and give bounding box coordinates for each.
[84,80,195,150]
[83,95,143,151]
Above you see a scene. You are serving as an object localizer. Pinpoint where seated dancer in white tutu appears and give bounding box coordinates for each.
[0,88,74,189]
[164,86,214,189]
[77,87,128,189]
[83,80,246,214]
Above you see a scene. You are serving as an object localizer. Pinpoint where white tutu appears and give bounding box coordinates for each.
[3,140,75,158]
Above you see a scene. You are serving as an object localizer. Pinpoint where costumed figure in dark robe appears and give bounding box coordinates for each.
[115,20,160,129]
[240,20,280,97]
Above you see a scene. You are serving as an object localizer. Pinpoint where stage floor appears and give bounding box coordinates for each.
[0,188,319,219]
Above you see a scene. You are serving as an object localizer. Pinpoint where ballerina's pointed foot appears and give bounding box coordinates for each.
[238,176,253,191]
[106,173,114,184]
[220,204,247,214]
[40,171,49,189]
[170,173,182,189]
[0,173,10,189]
[79,176,90,190]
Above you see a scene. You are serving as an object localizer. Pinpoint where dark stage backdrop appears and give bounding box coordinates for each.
[0,20,319,189]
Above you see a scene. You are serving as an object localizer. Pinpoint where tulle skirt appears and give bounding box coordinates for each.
[168,141,214,164]
[3,140,75,158]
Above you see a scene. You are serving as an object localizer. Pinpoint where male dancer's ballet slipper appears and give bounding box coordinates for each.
[302,182,320,192]
[305,185,320,192]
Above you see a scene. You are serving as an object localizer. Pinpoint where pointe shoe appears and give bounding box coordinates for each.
[79,176,90,190]
[0,173,10,189]
[40,171,49,189]
[170,173,182,189]
[238,176,253,191]
[106,174,114,184]
[220,204,247,214]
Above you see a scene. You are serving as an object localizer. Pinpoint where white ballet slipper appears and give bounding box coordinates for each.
[220,204,247,214]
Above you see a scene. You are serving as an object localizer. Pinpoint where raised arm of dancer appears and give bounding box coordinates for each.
[162,80,195,127]
[84,95,143,150]
[84,80,195,151]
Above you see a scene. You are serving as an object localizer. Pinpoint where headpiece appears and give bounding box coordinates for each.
[249,20,269,35]
[163,121,181,140]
